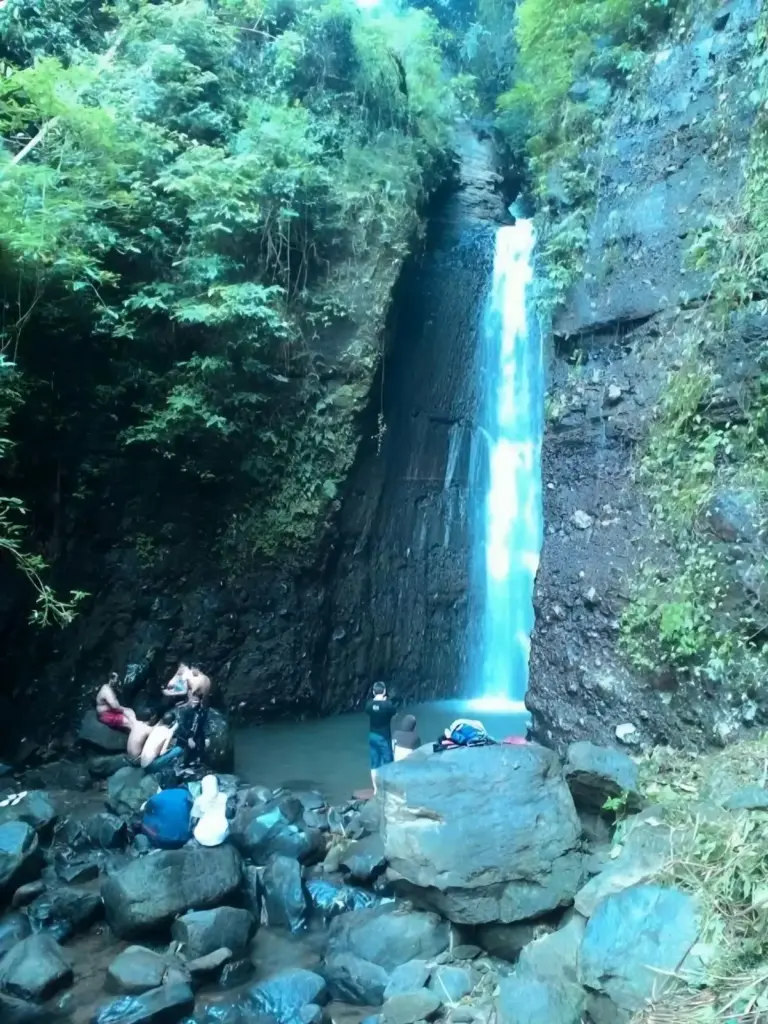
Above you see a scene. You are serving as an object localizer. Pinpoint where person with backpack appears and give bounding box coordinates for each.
[365,681,398,785]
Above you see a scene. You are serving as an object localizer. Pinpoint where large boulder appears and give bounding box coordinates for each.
[106,946,170,995]
[377,744,584,924]
[92,982,195,1024]
[204,709,235,773]
[579,885,701,1016]
[563,742,642,814]
[171,907,254,960]
[249,968,328,1022]
[0,822,42,898]
[106,768,159,818]
[323,952,389,1005]
[496,976,586,1024]
[78,710,128,753]
[102,844,243,938]
[327,905,449,971]
[230,804,322,865]
[261,855,307,933]
[0,933,73,1001]
[340,834,387,884]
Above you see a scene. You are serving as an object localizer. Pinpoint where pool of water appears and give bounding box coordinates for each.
[234,698,529,804]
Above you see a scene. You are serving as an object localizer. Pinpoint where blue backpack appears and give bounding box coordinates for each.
[447,719,489,746]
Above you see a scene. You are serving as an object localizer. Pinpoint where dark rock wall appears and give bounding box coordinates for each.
[527,0,762,749]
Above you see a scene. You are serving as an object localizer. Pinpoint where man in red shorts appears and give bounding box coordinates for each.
[96,673,137,732]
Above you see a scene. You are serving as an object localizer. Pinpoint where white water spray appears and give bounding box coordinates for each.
[469,220,543,715]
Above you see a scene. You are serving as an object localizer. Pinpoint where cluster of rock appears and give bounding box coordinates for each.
[0,726,723,1024]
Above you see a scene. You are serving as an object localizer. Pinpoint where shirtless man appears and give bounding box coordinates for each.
[126,719,154,762]
[96,673,137,732]
[139,713,179,769]
[162,664,212,705]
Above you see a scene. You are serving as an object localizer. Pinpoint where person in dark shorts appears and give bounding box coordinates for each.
[365,681,397,786]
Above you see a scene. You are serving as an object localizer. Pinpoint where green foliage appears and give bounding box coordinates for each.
[0,0,456,576]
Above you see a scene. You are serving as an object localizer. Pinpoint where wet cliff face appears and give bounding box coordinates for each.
[527,0,764,750]
[2,130,508,753]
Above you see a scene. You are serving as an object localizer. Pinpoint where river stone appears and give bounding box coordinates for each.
[575,813,675,918]
[27,885,103,941]
[377,744,584,924]
[381,990,441,1024]
[107,946,169,995]
[0,992,53,1023]
[187,947,232,982]
[230,804,320,865]
[328,905,449,971]
[723,784,768,811]
[220,957,253,989]
[340,834,387,883]
[384,960,431,999]
[323,951,389,1005]
[564,742,641,813]
[0,791,57,837]
[0,913,31,958]
[496,976,586,1024]
[516,912,585,986]
[106,768,159,818]
[102,844,243,939]
[579,885,701,1014]
[0,932,73,1001]
[78,710,128,753]
[92,982,195,1024]
[172,907,254,960]
[249,968,329,1020]
[428,965,472,1003]
[261,854,306,932]
[0,821,42,897]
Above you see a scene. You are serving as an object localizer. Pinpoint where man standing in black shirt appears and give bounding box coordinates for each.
[365,681,397,786]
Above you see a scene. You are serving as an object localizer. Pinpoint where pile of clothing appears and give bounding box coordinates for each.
[433,719,531,753]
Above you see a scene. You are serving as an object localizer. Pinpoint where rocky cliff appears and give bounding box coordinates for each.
[528,0,766,750]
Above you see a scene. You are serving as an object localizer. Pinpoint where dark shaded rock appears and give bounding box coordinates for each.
[323,952,389,1006]
[0,913,32,958]
[476,922,544,963]
[87,813,129,850]
[242,865,262,918]
[0,932,73,1001]
[249,968,328,1022]
[340,834,387,884]
[106,769,159,818]
[230,805,321,866]
[380,990,441,1024]
[171,907,254,960]
[579,885,700,1015]
[220,958,254,989]
[0,991,54,1024]
[428,965,472,1003]
[25,761,91,793]
[204,710,235,773]
[378,745,583,924]
[328,905,449,971]
[92,982,195,1024]
[107,946,169,995]
[27,885,103,942]
[262,855,306,933]
[89,755,133,780]
[496,976,585,1024]
[57,859,100,885]
[724,785,768,811]
[0,791,58,837]
[451,945,480,961]
[11,880,45,908]
[0,821,42,897]
[102,844,243,939]
[564,742,641,814]
[384,960,431,999]
[186,948,232,983]
[78,711,128,753]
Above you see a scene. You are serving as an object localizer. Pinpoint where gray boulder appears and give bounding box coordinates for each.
[381,990,441,1024]
[92,981,195,1024]
[579,885,701,1015]
[516,912,585,986]
[496,976,586,1024]
[230,804,321,865]
[323,952,389,1005]
[26,885,103,942]
[0,822,42,897]
[262,855,306,932]
[340,834,387,883]
[384,960,431,999]
[428,965,472,1003]
[106,768,159,818]
[328,904,449,971]
[249,968,328,1021]
[102,844,243,939]
[724,785,768,810]
[378,744,584,924]
[106,946,169,995]
[86,812,129,850]
[564,742,642,814]
[0,791,57,837]
[171,907,254,960]
[0,933,73,1001]
[0,913,32,959]
[78,710,128,753]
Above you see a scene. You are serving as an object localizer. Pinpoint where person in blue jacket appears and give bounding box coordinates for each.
[140,786,193,849]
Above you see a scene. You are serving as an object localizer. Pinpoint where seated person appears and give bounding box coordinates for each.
[96,673,137,732]
[140,712,181,770]
[140,786,193,849]
[393,714,421,761]
[126,719,154,762]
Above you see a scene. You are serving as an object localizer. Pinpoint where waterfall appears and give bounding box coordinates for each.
[469,220,543,712]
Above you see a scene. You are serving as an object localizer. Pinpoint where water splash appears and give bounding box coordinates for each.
[470,221,543,711]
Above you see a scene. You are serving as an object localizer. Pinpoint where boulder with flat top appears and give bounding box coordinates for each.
[78,710,128,753]
[377,744,584,924]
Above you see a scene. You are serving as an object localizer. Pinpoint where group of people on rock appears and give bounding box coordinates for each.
[95,662,212,774]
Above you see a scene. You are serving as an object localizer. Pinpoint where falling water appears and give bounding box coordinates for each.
[469,220,543,713]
